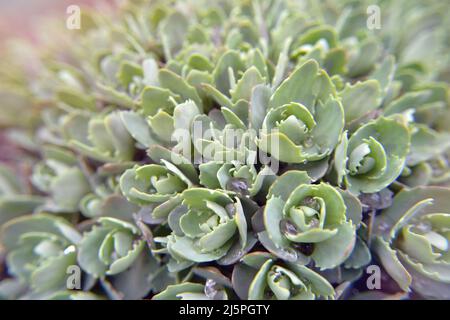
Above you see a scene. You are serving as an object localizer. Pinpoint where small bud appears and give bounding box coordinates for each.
[226,178,250,196]
[280,219,298,235]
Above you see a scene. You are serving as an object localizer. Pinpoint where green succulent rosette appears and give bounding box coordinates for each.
[382,83,450,188]
[200,49,268,120]
[60,110,136,163]
[120,161,194,207]
[1,214,81,295]
[400,142,450,188]
[334,116,410,194]
[428,149,450,186]
[78,162,139,220]
[77,217,145,278]
[261,171,356,269]
[79,192,138,221]
[154,188,252,268]
[372,186,450,299]
[145,99,201,148]
[0,165,45,224]
[199,161,275,197]
[193,116,258,164]
[192,72,264,163]
[232,252,335,300]
[120,97,204,163]
[290,25,347,76]
[113,52,206,149]
[383,84,450,132]
[258,60,344,164]
[119,153,198,223]
[31,146,90,213]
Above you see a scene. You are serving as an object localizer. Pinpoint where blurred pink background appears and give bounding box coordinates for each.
[0,0,116,169]
[0,0,116,45]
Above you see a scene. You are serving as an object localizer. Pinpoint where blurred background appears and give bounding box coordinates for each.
[0,0,116,167]
[0,0,116,46]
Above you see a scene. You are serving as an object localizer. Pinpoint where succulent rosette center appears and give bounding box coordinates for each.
[260,99,344,163]
[266,264,313,300]
[120,162,192,205]
[161,188,248,264]
[263,172,355,270]
[281,185,343,244]
[180,205,235,249]
[270,104,316,149]
[285,197,324,232]
[334,116,410,194]
[348,138,387,177]
[199,161,275,197]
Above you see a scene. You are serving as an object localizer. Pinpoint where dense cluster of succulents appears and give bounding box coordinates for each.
[0,0,449,300]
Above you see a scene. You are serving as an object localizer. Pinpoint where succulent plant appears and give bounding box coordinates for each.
[258,60,344,163]
[334,116,410,194]
[199,161,275,196]
[1,214,81,296]
[120,162,192,206]
[232,252,335,300]
[0,165,45,225]
[0,0,449,300]
[262,171,356,269]
[153,188,253,269]
[373,187,450,299]
[31,146,91,213]
[77,217,145,278]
